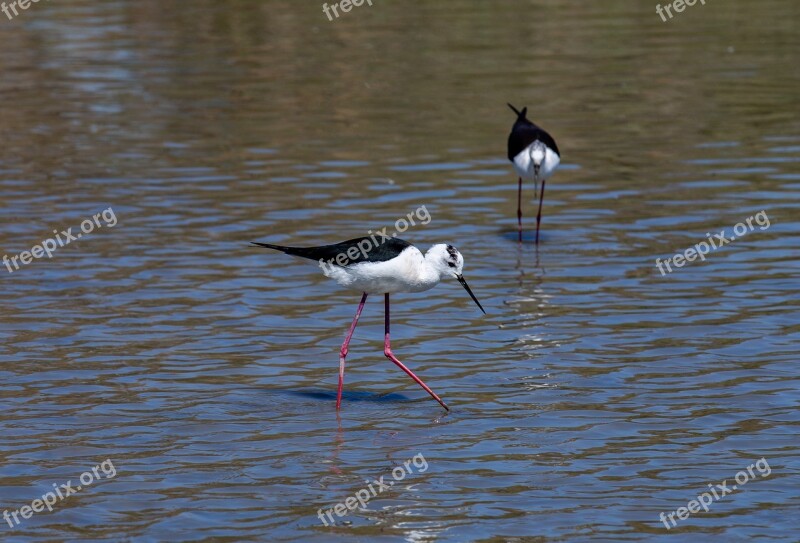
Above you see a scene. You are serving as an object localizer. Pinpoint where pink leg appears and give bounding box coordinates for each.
[337,292,368,410]
[535,178,546,245]
[383,293,449,411]
[517,177,523,242]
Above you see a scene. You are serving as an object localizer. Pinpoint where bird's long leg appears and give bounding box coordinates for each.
[383,293,449,411]
[517,177,523,242]
[336,292,368,410]
[535,178,547,245]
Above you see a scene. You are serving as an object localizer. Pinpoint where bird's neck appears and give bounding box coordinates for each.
[417,255,444,286]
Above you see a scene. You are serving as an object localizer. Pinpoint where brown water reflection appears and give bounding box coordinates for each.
[1,0,798,541]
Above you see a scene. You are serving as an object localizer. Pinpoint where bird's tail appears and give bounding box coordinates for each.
[507,103,527,119]
[250,242,318,261]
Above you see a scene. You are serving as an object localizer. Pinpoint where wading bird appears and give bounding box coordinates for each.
[251,236,485,411]
[507,103,561,244]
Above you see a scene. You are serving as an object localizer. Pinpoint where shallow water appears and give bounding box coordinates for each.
[1,1,799,541]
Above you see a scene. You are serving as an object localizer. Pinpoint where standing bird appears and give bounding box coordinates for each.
[507,103,561,244]
[250,236,485,411]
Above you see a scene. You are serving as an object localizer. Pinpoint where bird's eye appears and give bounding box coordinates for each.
[448,261,457,268]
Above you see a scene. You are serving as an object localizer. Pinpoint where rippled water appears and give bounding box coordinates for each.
[1,1,799,541]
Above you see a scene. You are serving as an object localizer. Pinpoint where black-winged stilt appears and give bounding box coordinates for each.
[251,236,485,411]
[507,103,561,244]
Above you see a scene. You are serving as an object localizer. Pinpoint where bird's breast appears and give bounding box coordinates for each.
[512,143,560,181]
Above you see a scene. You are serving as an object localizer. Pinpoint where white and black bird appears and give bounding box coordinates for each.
[507,103,561,244]
[251,236,485,411]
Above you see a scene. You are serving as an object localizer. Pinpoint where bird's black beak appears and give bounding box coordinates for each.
[457,275,486,314]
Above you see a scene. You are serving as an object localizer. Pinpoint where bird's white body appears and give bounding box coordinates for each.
[511,141,561,183]
[322,245,457,294]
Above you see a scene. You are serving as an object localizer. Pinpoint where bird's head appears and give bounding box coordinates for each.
[427,243,464,278]
[426,244,485,313]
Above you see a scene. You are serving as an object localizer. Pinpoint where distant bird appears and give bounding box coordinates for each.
[507,103,561,244]
[251,236,485,411]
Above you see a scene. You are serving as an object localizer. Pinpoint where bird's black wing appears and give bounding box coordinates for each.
[508,122,560,160]
[251,236,412,266]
